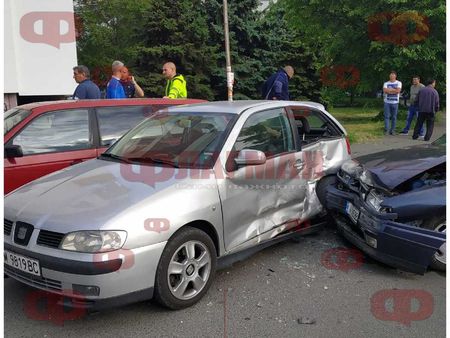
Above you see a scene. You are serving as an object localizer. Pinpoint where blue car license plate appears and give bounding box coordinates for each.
[345,202,360,224]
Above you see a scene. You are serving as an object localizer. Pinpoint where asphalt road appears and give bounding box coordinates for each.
[4,128,446,338]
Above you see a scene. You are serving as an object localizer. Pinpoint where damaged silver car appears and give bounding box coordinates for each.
[4,101,351,310]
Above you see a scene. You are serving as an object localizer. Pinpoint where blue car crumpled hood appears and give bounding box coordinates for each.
[356,143,446,190]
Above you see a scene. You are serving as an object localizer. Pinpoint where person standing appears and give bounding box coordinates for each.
[162,62,187,99]
[72,65,101,99]
[400,76,425,137]
[106,60,126,99]
[261,66,294,100]
[412,79,439,141]
[382,71,402,135]
[120,66,145,98]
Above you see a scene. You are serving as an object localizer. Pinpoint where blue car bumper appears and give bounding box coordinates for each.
[326,185,445,274]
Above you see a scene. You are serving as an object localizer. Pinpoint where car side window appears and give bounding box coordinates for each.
[96,106,151,146]
[234,108,294,157]
[290,106,339,145]
[12,109,91,155]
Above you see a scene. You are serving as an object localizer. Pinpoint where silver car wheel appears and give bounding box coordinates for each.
[434,222,446,265]
[167,240,211,300]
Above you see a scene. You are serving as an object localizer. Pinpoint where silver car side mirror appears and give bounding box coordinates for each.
[235,149,266,166]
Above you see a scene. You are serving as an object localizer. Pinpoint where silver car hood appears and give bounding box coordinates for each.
[5,159,220,235]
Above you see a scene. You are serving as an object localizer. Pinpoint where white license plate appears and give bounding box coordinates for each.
[4,250,41,276]
[345,202,360,224]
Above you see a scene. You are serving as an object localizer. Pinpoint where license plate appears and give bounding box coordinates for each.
[345,202,360,224]
[4,250,41,276]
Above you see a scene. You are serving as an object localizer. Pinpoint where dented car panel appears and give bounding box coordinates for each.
[326,135,446,274]
[327,184,445,274]
[214,104,350,253]
[4,100,350,309]
[355,145,445,191]
[382,185,445,221]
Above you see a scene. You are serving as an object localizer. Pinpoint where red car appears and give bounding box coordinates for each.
[4,98,205,194]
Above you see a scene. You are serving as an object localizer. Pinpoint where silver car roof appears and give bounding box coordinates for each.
[166,100,326,115]
[165,100,346,135]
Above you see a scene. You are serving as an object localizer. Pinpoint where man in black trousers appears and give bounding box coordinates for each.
[412,79,439,141]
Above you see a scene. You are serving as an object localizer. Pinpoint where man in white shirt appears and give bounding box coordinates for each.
[383,71,402,135]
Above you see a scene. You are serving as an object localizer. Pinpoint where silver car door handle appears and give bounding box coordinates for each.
[293,160,303,170]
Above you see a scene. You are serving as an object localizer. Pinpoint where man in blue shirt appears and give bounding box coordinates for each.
[261,66,294,100]
[106,60,126,99]
[72,65,101,99]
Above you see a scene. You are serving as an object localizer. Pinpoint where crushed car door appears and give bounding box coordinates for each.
[216,107,308,253]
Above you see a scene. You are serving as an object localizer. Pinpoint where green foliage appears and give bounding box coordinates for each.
[75,0,320,101]
[285,0,446,104]
[133,0,217,99]
[75,0,152,70]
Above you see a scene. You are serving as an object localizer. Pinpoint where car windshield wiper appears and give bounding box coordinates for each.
[99,153,132,163]
[126,156,179,168]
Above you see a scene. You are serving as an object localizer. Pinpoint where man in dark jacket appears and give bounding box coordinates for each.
[72,65,101,99]
[262,66,294,100]
[412,79,440,141]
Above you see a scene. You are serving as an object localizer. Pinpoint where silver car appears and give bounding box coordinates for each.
[4,101,351,310]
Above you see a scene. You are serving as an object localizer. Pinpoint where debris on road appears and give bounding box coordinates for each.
[297,317,316,325]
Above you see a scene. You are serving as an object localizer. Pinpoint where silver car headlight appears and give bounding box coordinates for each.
[61,231,127,253]
[366,191,383,212]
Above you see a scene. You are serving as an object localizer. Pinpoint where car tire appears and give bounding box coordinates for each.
[422,215,446,271]
[316,175,337,210]
[154,226,217,310]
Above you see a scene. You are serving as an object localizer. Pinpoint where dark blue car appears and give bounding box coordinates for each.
[322,135,446,274]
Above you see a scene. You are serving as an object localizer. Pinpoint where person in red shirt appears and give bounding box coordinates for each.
[120,66,145,98]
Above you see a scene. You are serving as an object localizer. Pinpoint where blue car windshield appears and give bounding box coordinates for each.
[105,110,236,169]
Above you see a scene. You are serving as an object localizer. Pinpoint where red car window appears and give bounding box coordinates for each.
[11,109,92,155]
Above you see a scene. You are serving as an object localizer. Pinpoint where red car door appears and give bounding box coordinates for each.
[5,108,97,194]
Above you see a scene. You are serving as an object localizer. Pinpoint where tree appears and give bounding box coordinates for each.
[75,0,153,89]
[285,0,446,102]
[204,0,320,101]
[134,0,217,99]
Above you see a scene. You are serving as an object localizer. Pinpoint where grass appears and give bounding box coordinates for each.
[329,106,384,143]
[328,99,446,143]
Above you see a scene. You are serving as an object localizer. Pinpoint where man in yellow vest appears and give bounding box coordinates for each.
[162,62,187,99]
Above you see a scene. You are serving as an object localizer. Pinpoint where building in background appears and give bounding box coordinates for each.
[4,0,78,110]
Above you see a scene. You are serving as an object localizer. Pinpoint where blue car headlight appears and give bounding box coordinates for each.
[366,191,383,212]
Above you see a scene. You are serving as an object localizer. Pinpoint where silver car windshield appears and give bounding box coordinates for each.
[105,111,236,168]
